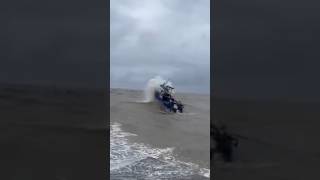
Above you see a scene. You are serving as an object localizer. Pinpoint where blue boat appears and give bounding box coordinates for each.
[154,82,184,113]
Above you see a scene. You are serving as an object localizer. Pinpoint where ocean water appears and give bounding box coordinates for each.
[110,122,210,180]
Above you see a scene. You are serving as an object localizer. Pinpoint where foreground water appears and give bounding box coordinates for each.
[110,122,210,180]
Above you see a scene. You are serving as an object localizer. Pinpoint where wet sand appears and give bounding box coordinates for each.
[0,84,107,180]
[110,88,210,179]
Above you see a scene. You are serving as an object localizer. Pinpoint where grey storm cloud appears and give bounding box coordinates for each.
[110,0,210,94]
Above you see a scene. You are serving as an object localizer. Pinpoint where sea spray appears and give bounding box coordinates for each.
[143,76,174,103]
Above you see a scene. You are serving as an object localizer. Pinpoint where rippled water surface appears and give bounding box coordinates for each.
[110,122,210,180]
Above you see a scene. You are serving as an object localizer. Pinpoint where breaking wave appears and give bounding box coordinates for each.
[110,122,210,179]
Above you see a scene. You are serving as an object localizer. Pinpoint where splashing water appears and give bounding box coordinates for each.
[142,76,175,103]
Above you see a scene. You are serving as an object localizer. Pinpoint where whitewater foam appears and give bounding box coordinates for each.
[110,122,210,179]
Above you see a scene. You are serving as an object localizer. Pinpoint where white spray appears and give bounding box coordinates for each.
[143,76,175,103]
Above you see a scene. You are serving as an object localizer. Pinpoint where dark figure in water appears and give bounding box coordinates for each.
[212,125,238,162]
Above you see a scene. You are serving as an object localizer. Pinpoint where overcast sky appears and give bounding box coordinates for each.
[110,0,210,94]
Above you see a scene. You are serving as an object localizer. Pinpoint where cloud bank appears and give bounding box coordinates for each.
[111,0,210,94]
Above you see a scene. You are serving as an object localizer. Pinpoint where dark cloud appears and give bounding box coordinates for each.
[111,0,210,94]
